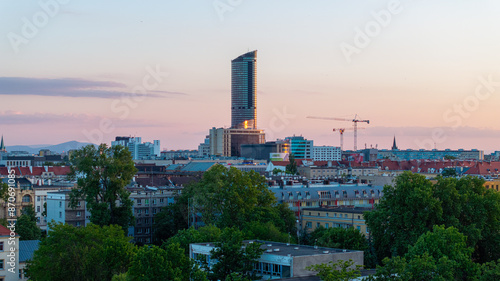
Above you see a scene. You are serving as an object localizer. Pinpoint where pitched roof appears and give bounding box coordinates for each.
[19,240,40,263]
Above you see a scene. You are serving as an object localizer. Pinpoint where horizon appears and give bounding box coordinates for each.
[2,1,500,152]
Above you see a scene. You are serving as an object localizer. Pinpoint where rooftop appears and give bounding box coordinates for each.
[19,240,40,263]
[192,240,362,257]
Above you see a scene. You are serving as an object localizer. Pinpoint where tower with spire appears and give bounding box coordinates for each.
[0,135,6,153]
[391,136,398,150]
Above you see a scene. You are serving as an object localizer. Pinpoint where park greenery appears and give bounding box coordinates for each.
[16,205,42,240]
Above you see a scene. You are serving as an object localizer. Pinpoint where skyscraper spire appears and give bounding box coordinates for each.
[391,135,398,150]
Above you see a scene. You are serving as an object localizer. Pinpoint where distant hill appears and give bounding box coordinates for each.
[6,141,96,154]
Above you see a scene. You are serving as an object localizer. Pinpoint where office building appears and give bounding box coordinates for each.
[111,137,160,160]
[231,51,257,129]
[240,140,290,160]
[313,146,341,161]
[285,136,313,159]
[209,127,265,157]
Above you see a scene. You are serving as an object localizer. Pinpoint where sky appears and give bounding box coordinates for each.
[1,0,500,153]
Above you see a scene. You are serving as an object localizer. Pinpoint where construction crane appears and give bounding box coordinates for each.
[307,115,370,151]
[332,128,365,151]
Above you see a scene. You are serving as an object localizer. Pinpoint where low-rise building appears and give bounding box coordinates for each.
[301,207,372,237]
[19,240,40,280]
[190,240,364,279]
[0,224,19,281]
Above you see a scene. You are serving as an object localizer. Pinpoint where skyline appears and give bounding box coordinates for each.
[2,1,500,152]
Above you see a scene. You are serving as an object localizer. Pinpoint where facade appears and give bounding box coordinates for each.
[285,136,313,159]
[297,165,379,179]
[0,225,19,281]
[34,186,64,231]
[190,240,363,279]
[0,178,35,220]
[209,127,265,157]
[161,150,198,160]
[240,141,290,161]
[484,179,500,192]
[46,191,88,229]
[312,146,341,161]
[268,182,382,217]
[231,50,257,129]
[378,148,484,161]
[129,187,180,244]
[301,207,372,237]
[111,137,160,160]
[197,136,210,158]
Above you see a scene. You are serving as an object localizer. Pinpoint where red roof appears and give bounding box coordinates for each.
[0,224,17,237]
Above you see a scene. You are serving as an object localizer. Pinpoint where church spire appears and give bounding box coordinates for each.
[391,135,398,150]
[0,135,5,151]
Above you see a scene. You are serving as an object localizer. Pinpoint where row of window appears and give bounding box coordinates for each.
[307,212,362,219]
[135,198,165,205]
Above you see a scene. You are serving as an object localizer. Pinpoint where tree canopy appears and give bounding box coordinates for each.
[16,205,41,240]
[365,172,500,264]
[26,223,136,281]
[307,259,362,281]
[69,144,137,229]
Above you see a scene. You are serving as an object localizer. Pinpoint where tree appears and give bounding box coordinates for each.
[307,259,362,281]
[206,227,264,281]
[0,182,8,201]
[368,226,480,281]
[16,205,41,240]
[309,226,368,252]
[286,154,298,175]
[181,164,276,229]
[479,259,500,281]
[26,223,136,281]
[153,202,188,244]
[164,225,222,255]
[69,144,137,229]
[441,168,457,177]
[127,243,206,281]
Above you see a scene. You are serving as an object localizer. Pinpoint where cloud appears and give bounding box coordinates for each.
[0,111,169,128]
[0,77,186,99]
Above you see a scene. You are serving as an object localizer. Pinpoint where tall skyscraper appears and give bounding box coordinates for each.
[231,50,257,129]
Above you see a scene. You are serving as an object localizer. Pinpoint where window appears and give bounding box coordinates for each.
[366,227,370,233]
[145,228,150,234]
[153,208,157,214]
[19,268,23,279]
[345,214,348,218]
[59,201,62,208]
[76,211,81,217]
[77,201,81,207]
[357,226,361,230]
[358,215,361,219]
[325,223,329,228]
[0,242,3,251]
[37,206,40,212]
[145,199,149,205]
[44,196,47,201]
[59,212,62,218]
[22,195,31,203]
[137,209,142,214]
[153,199,156,205]
[145,209,149,215]
[137,199,141,205]
[37,196,41,202]
[0,259,4,270]
[76,222,81,227]
[306,222,312,228]
[144,218,149,224]
[316,222,320,228]
[137,228,143,234]
[160,198,164,203]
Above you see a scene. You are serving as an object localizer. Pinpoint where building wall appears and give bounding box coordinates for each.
[484,179,500,191]
[313,146,341,161]
[0,233,19,281]
[0,180,35,220]
[301,208,370,236]
[286,136,313,159]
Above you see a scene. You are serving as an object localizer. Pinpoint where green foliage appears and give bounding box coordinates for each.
[111,273,129,281]
[272,168,283,175]
[165,225,222,255]
[69,144,137,229]
[441,168,457,177]
[127,243,206,281]
[308,226,368,251]
[153,202,188,244]
[369,226,479,280]
[479,259,500,281]
[207,227,264,281]
[444,155,457,160]
[306,259,362,281]
[26,222,136,281]
[0,182,8,201]
[242,221,292,243]
[16,205,41,240]
[365,172,500,264]
[286,154,298,175]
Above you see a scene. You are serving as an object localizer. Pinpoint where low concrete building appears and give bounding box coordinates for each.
[0,224,19,281]
[301,207,372,237]
[190,240,364,279]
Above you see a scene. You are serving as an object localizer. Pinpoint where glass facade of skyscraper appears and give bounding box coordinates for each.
[231,50,257,129]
